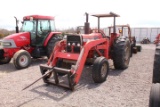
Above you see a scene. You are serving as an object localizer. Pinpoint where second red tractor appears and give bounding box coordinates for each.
[0,15,62,69]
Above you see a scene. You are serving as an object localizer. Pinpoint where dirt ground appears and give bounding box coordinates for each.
[0,44,155,107]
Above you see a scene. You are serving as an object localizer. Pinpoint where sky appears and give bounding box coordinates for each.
[0,0,160,30]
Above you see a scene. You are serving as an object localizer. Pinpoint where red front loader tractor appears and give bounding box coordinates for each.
[23,12,131,91]
[0,15,62,69]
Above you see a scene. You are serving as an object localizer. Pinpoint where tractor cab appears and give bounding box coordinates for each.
[21,15,55,46]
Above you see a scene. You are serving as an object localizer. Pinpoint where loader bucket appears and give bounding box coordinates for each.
[40,64,75,90]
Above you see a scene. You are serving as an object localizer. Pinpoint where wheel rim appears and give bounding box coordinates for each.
[101,63,107,78]
[19,55,28,67]
[124,46,130,65]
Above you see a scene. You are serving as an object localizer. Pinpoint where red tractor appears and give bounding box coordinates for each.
[23,12,131,90]
[0,15,62,69]
[38,12,131,90]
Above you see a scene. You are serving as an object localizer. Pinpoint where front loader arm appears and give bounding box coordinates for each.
[72,38,109,84]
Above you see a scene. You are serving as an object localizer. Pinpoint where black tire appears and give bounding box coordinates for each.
[133,47,137,54]
[149,83,160,107]
[113,38,131,69]
[130,44,134,57]
[92,57,109,83]
[47,35,62,58]
[152,46,160,83]
[13,50,31,69]
[131,36,136,47]
[0,57,11,64]
[136,45,142,52]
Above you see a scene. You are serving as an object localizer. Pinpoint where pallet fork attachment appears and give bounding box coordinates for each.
[40,64,75,90]
[22,64,76,91]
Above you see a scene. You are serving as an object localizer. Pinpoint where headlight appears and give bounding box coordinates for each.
[68,43,71,46]
[72,43,75,46]
[3,42,12,46]
[77,43,80,47]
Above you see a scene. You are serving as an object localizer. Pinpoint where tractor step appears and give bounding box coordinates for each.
[39,64,75,90]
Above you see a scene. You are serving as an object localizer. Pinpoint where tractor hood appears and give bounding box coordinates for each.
[81,33,102,42]
[2,32,31,48]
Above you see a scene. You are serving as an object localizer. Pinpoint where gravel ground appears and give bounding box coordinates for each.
[0,44,155,107]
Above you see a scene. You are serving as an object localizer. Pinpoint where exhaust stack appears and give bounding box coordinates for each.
[84,13,90,34]
[14,16,19,33]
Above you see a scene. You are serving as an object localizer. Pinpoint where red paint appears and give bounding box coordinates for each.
[5,32,30,47]
[43,32,61,47]
[154,34,160,45]
[23,15,54,20]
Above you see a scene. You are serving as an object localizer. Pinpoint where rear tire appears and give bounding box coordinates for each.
[152,46,160,83]
[113,38,131,69]
[13,50,31,69]
[47,35,62,58]
[149,83,160,107]
[92,57,109,83]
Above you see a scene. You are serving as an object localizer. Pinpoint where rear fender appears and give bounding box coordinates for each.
[43,32,62,47]
[110,33,120,47]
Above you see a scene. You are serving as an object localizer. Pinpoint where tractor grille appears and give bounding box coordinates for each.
[66,35,82,53]
[0,49,4,59]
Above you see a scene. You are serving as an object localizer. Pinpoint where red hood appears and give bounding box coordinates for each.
[82,33,103,41]
[4,32,31,47]
[5,32,30,40]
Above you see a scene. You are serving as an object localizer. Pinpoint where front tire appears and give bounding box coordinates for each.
[92,57,109,83]
[149,83,160,107]
[113,38,131,69]
[13,50,31,69]
[152,46,160,83]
